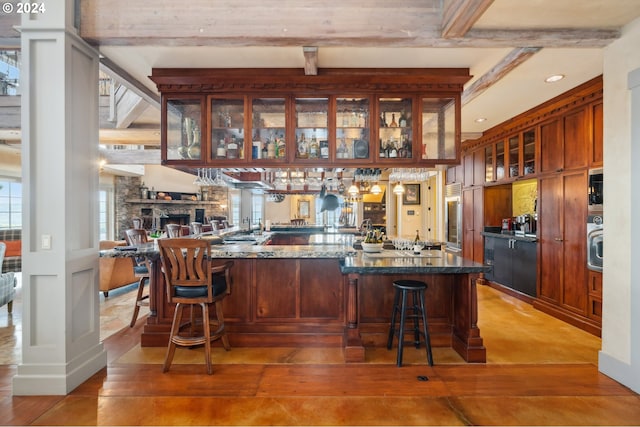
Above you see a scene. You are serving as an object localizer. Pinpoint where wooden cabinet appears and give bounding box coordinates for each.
[590,101,604,167]
[462,187,483,263]
[445,164,462,184]
[484,235,537,297]
[587,270,603,322]
[463,148,484,188]
[539,106,592,174]
[534,170,599,334]
[150,68,470,167]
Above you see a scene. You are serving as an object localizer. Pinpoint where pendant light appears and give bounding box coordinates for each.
[393,182,405,195]
[370,183,382,195]
[348,182,360,195]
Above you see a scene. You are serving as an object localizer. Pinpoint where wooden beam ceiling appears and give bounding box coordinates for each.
[79,0,619,48]
[442,0,495,38]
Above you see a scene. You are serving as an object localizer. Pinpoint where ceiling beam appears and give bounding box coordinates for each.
[462,47,542,106]
[99,57,161,109]
[99,128,161,145]
[100,148,161,164]
[442,0,495,38]
[303,47,318,76]
[79,1,619,48]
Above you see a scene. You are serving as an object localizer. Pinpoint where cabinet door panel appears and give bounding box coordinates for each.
[492,238,512,286]
[540,119,562,173]
[561,171,588,313]
[299,259,343,319]
[255,259,297,319]
[462,188,475,260]
[512,241,537,297]
[591,102,604,166]
[538,175,563,302]
[563,108,589,170]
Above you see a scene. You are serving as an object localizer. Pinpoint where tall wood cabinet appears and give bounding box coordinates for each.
[460,76,603,335]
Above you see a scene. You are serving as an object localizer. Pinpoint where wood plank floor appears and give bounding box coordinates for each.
[1,284,639,426]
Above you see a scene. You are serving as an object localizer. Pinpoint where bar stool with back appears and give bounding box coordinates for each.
[158,238,233,374]
[124,228,151,327]
[387,279,434,367]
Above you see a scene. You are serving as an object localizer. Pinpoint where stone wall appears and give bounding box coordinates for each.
[114,176,229,239]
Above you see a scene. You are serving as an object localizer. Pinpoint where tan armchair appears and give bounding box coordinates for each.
[99,240,138,297]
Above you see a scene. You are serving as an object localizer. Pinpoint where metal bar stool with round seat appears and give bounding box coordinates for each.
[124,228,151,327]
[386,279,434,367]
[158,238,233,374]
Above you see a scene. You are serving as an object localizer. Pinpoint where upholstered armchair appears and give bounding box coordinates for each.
[0,242,16,313]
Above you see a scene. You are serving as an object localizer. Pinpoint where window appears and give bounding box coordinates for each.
[251,194,264,225]
[98,186,114,240]
[0,180,21,230]
[315,195,347,227]
[229,189,240,225]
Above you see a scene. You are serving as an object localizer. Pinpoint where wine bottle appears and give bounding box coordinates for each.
[399,110,408,127]
[309,134,319,158]
[389,113,398,127]
[414,230,420,244]
[277,135,286,158]
[216,139,227,158]
[227,135,238,159]
[297,133,309,159]
[320,139,329,159]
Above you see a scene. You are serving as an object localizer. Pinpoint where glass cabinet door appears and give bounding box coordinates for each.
[485,145,494,182]
[210,97,245,160]
[495,141,505,180]
[336,97,370,160]
[295,98,328,161]
[251,98,287,161]
[421,96,457,160]
[165,97,203,161]
[523,129,536,175]
[508,135,520,177]
[378,97,413,159]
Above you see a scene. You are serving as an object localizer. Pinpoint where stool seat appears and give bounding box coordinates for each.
[387,279,434,367]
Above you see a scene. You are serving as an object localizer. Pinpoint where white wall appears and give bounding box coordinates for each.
[600,16,640,393]
[142,164,202,194]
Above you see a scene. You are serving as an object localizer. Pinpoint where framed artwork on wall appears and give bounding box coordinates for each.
[403,184,420,205]
[297,200,311,218]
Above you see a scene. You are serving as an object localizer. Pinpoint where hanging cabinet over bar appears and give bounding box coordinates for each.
[150,68,471,168]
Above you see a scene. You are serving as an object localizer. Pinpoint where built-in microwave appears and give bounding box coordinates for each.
[588,168,603,213]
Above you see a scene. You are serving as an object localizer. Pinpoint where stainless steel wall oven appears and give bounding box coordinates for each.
[445,183,462,252]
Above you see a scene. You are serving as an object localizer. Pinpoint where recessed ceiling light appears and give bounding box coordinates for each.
[545,74,565,83]
[475,118,487,123]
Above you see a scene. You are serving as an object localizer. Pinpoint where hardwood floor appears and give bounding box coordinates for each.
[0,282,639,426]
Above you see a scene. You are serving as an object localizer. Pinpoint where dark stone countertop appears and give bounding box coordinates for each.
[481,231,538,243]
[340,249,490,274]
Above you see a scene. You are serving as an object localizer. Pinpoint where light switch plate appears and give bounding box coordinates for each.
[41,234,51,250]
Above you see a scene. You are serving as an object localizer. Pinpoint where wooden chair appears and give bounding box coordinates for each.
[132,216,143,229]
[124,228,151,327]
[158,238,233,374]
[165,223,182,238]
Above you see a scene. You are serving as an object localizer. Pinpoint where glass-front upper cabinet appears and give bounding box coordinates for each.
[378,97,413,160]
[485,145,494,182]
[508,135,520,178]
[495,140,505,181]
[335,97,370,161]
[523,129,536,175]
[164,96,204,162]
[295,97,328,161]
[251,97,287,162]
[210,97,245,161]
[421,96,457,161]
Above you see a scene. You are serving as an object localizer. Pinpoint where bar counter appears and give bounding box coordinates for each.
[100,240,489,363]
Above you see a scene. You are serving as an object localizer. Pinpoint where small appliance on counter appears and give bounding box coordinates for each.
[501,218,513,233]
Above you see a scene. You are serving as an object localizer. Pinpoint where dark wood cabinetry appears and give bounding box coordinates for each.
[460,76,603,335]
[150,68,470,168]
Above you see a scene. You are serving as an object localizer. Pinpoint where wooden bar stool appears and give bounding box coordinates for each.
[124,228,151,327]
[386,279,434,367]
[158,238,233,374]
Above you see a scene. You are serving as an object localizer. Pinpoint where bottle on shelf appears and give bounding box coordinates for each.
[320,139,329,159]
[216,139,227,158]
[399,110,408,127]
[297,133,309,159]
[267,135,276,159]
[309,133,319,158]
[261,138,268,159]
[414,230,420,244]
[338,138,348,159]
[380,112,387,128]
[277,135,286,159]
[227,135,238,159]
[389,113,398,127]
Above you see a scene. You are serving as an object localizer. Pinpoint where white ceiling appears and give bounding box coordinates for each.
[94,0,640,142]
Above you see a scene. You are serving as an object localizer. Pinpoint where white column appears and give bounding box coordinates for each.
[599,17,640,394]
[13,1,107,395]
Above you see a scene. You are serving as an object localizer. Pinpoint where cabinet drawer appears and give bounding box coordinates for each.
[588,295,602,321]
[588,271,602,296]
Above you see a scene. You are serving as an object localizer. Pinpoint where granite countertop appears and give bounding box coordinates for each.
[100,241,356,259]
[340,249,490,274]
[481,231,538,242]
